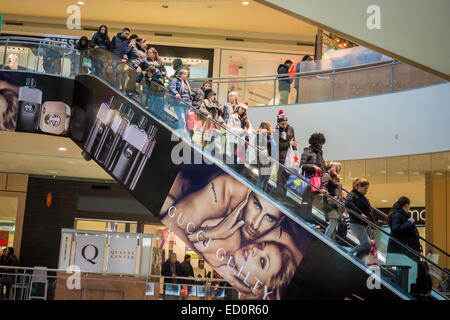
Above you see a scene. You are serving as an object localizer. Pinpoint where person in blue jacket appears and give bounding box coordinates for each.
[169,69,192,130]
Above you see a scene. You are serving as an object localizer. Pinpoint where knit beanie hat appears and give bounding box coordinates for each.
[204,89,216,98]
[277,109,288,123]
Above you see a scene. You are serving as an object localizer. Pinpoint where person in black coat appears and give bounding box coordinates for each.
[74,36,89,73]
[276,110,297,193]
[90,25,110,77]
[386,196,421,261]
[109,27,130,59]
[277,60,293,105]
[90,25,110,50]
[299,133,326,224]
[161,252,182,284]
[345,178,373,259]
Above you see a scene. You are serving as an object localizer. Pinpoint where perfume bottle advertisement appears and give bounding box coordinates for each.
[72,74,181,215]
[0,71,73,135]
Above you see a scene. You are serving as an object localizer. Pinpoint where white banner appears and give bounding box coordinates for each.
[58,232,73,270]
[107,237,138,275]
[74,235,106,273]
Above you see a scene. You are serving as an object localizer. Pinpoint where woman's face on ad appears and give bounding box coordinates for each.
[241,192,283,241]
[234,242,282,291]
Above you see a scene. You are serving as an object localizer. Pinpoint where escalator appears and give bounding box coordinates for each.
[0,40,448,300]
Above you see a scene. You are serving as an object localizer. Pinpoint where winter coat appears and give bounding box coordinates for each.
[90,25,110,50]
[199,98,224,125]
[387,209,421,259]
[146,58,167,77]
[345,190,374,226]
[277,63,292,92]
[123,44,148,70]
[110,33,128,58]
[161,260,182,284]
[277,124,296,164]
[300,145,325,178]
[256,132,277,168]
[222,102,236,123]
[75,36,89,50]
[191,87,206,109]
[180,260,194,278]
[226,112,252,145]
[321,172,344,218]
[169,77,192,104]
[137,69,165,93]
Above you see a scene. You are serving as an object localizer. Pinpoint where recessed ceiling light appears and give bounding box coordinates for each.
[58,147,67,151]
[78,1,85,5]
[242,1,249,5]
[381,200,388,203]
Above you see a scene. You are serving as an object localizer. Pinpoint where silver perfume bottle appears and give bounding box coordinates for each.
[84,96,115,155]
[110,115,149,183]
[128,124,158,191]
[16,78,42,133]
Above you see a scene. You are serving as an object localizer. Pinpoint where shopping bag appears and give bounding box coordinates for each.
[284,146,300,171]
[365,239,378,267]
[81,57,92,68]
[285,166,308,196]
[310,172,322,192]
[186,110,197,131]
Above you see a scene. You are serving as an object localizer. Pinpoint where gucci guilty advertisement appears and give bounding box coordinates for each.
[159,161,313,300]
[71,74,181,214]
[0,71,73,135]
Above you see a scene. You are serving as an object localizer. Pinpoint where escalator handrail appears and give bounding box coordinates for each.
[340,186,450,258]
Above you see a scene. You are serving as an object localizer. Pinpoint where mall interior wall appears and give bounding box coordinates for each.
[19,177,159,268]
[247,82,450,161]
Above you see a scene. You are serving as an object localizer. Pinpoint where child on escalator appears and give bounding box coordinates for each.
[136,66,166,118]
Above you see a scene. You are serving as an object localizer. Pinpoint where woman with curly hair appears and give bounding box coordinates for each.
[0,76,19,131]
[300,132,326,225]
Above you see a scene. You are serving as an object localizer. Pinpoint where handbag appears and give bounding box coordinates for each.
[81,57,92,68]
[310,172,322,192]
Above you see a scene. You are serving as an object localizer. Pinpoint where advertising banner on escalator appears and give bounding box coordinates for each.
[1,70,403,300]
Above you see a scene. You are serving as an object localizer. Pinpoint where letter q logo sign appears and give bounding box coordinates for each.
[81,244,99,265]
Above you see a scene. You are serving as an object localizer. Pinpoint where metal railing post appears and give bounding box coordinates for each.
[273,78,276,105]
[390,61,394,92]
[2,37,10,69]
[35,42,41,72]
[330,70,335,100]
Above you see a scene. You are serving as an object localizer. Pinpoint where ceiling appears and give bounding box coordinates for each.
[0,0,317,37]
[0,131,112,180]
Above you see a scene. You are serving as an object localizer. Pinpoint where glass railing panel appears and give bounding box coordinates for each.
[297,74,332,103]
[393,63,444,91]
[2,41,39,72]
[333,65,391,99]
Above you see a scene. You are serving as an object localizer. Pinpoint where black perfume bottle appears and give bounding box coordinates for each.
[110,115,149,183]
[16,78,42,133]
[84,97,115,155]
[128,125,158,191]
[104,107,135,171]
